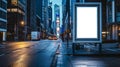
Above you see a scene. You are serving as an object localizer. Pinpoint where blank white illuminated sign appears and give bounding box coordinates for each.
[77,7,98,38]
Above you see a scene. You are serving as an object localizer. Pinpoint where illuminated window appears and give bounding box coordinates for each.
[8,8,25,15]
[11,0,18,6]
[18,9,22,13]
[11,8,17,12]
[7,9,10,12]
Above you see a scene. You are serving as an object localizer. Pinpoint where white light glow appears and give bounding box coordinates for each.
[57,27,60,32]
[77,7,98,38]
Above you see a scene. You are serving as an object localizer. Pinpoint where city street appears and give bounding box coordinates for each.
[1,0,120,67]
[1,40,120,67]
[0,40,60,67]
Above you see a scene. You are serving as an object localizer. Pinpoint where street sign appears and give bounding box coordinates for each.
[73,3,102,43]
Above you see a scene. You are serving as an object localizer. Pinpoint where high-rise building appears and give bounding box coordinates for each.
[62,0,70,40]
[62,0,67,35]
[48,2,52,34]
[0,0,7,41]
[36,0,43,33]
[36,0,43,39]
[7,0,26,41]
[106,0,120,40]
[54,4,60,36]
[27,0,43,40]
[27,0,47,40]
[27,0,36,40]
[42,0,48,36]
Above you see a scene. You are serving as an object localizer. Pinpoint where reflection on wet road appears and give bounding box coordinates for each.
[0,40,60,67]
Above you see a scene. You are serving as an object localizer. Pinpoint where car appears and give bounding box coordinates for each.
[52,36,58,40]
[48,36,52,40]
[48,35,58,40]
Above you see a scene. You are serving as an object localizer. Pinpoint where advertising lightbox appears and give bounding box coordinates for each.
[73,3,102,43]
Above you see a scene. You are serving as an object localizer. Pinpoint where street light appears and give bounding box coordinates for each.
[20,21,25,26]
[20,21,26,40]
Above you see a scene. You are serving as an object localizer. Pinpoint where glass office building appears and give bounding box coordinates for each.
[0,0,7,41]
[106,0,120,41]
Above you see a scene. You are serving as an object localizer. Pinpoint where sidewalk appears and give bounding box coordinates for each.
[56,41,120,67]
[56,41,72,67]
[62,41,120,55]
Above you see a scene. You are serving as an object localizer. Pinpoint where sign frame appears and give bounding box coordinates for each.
[73,3,102,43]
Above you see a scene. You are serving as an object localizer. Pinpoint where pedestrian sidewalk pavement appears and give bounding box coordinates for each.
[62,41,120,55]
[56,41,73,67]
[56,41,120,67]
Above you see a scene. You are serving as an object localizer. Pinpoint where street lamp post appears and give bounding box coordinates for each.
[20,21,26,41]
[20,21,25,26]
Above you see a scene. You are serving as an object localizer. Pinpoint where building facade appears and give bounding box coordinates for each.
[48,2,52,34]
[54,4,60,36]
[26,0,43,40]
[106,0,120,41]
[0,0,7,41]
[36,0,42,33]
[42,0,48,38]
[27,0,37,40]
[7,0,26,41]
[62,0,70,41]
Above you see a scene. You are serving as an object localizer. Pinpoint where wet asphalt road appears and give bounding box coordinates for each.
[0,40,60,67]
